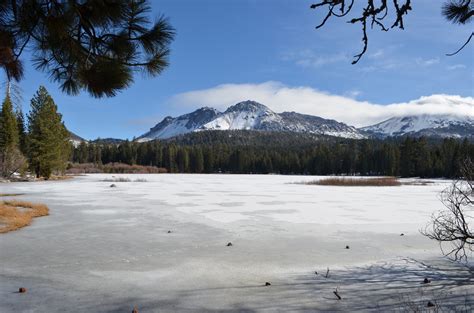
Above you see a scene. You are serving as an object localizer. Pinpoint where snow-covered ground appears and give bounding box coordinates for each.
[0,174,472,312]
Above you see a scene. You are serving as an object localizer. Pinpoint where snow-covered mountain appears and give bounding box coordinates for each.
[200,101,284,131]
[137,101,365,141]
[360,114,474,138]
[137,107,220,142]
[279,112,364,139]
[69,131,86,147]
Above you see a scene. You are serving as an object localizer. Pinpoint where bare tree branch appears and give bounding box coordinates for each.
[446,31,474,56]
[310,0,411,64]
[311,0,473,63]
[422,158,474,262]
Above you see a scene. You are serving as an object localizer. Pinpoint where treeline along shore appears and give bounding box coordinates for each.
[71,131,473,178]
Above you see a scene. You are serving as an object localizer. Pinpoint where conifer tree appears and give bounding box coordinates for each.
[28,86,71,178]
[176,149,189,173]
[0,92,25,177]
[0,94,18,150]
[1,1,175,98]
[191,148,204,173]
[16,109,27,154]
[203,147,214,173]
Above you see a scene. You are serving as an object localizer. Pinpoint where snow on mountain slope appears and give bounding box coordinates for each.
[279,112,365,139]
[69,131,86,147]
[137,100,366,141]
[360,94,474,138]
[361,114,474,138]
[200,101,284,131]
[137,107,220,141]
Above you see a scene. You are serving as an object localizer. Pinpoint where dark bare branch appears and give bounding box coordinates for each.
[311,0,473,63]
[421,158,474,262]
[311,0,412,64]
[446,31,474,56]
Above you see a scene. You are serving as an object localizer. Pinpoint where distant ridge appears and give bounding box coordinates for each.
[137,100,364,141]
[71,96,474,142]
[69,131,85,147]
[361,114,474,139]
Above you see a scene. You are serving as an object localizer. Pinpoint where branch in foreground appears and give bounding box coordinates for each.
[310,0,412,64]
[446,32,474,56]
[421,158,474,262]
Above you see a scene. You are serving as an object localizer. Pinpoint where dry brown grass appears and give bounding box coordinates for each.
[37,175,74,181]
[0,193,24,197]
[0,200,49,233]
[101,177,148,182]
[66,162,167,174]
[306,177,401,187]
[402,180,435,186]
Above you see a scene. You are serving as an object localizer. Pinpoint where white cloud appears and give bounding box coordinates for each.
[169,81,474,127]
[447,64,467,71]
[282,50,348,68]
[368,49,384,59]
[344,89,362,99]
[416,57,440,66]
[359,58,404,72]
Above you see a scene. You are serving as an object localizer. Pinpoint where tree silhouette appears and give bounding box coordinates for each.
[311,0,473,64]
[0,1,175,97]
[422,158,473,261]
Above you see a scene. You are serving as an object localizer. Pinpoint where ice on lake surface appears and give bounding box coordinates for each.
[1,174,472,312]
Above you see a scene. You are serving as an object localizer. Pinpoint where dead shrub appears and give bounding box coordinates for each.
[402,180,435,186]
[66,162,167,174]
[101,177,132,182]
[306,177,401,187]
[101,177,148,182]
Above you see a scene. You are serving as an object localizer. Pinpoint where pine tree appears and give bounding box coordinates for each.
[28,86,71,178]
[0,94,19,150]
[203,147,215,173]
[0,92,26,177]
[16,109,27,154]
[192,148,204,173]
[78,141,89,163]
[176,148,189,173]
[1,1,175,98]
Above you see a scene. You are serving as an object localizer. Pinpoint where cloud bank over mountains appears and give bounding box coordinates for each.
[170,81,473,127]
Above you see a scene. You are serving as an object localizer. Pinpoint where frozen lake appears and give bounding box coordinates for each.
[1,174,472,312]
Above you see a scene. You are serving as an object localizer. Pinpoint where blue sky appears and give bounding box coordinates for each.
[8,0,474,139]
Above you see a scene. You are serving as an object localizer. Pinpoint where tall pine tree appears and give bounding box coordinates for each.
[0,93,19,150]
[28,86,71,178]
[16,108,27,155]
[0,92,25,177]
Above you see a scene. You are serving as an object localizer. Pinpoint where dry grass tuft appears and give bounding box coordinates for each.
[101,177,148,182]
[45,175,74,181]
[101,177,132,182]
[306,177,401,187]
[67,162,167,174]
[402,180,435,186]
[0,200,49,233]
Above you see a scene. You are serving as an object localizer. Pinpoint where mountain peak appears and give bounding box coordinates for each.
[137,107,220,142]
[137,100,368,141]
[194,106,220,113]
[136,98,473,142]
[225,100,270,113]
[361,114,474,138]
